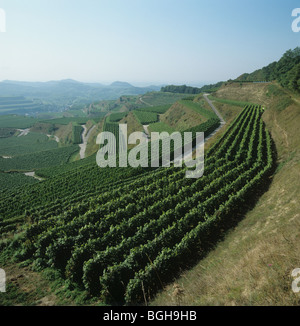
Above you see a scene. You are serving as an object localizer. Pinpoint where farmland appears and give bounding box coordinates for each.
[0,66,298,307]
[0,145,79,172]
[0,101,275,305]
[132,111,158,125]
[0,97,42,115]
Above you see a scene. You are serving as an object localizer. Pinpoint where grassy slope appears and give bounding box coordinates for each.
[152,82,300,306]
[157,99,210,132]
[2,85,299,306]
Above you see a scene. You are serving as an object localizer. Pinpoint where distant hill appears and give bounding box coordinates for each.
[161,82,224,94]
[235,47,300,93]
[0,79,161,114]
[110,81,133,87]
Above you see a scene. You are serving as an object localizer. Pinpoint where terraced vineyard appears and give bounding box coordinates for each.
[133,110,159,124]
[101,118,127,154]
[0,97,42,115]
[4,104,274,305]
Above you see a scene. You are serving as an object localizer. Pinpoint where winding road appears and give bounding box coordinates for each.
[79,125,96,159]
[203,93,226,125]
[167,94,226,166]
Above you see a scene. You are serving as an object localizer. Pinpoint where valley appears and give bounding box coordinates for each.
[0,48,300,307]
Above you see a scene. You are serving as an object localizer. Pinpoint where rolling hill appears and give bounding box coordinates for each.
[153,50,300,306]
[0,48,300,306]
[0,80,161,115]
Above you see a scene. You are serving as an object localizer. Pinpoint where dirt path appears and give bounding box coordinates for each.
[168,95,226,166]
[47,134,60,143]
[79,125,96,159]
[143,125,150,142]
[139,96,153,107]
[24,172,44,181]
[203,93,226,125]
[17,129,30,137]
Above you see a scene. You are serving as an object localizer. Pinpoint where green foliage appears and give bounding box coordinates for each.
[0,132,58,157]
[0,115,39,129]
[266,85,293,111]
[179,99,218,118]
[40,117,98,126]
[72,124,84,144]
[0,128,16,138]
[236,47,300,93]
[102,118,126,154]
[161,82,223,95]
[0,172,38,191]
[199,82,224,93]
[0,97,41,115]
[161,85,202,94]
[0,145,79,171]
[135,105,170,114]
[107,112,128,123]
[132,111,158,124]
[148,122,175,134]
[0,104,275,305]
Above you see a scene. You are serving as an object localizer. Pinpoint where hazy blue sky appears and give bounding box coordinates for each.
[0,0,300,86]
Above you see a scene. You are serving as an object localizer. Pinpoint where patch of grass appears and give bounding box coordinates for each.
[40,117,93,125]
[152,83,300,307]
[140,92,188,106]
[274,97,293,112]
[135,105,171,114]
[133,111,158,124]
[107,112,128,123]
[0,115,39,129]
[208,96,254,107]
[148,121,175,134]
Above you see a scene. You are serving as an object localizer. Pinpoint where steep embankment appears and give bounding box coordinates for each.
[152,82,300,306]
[160,100,207,131]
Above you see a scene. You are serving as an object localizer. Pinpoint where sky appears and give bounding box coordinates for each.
[0,0,300,86]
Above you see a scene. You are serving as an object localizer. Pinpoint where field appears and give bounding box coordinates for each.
[0,172,39,191]
[135,105,171,114]
[0,145,80,173]
[0,115,39,129]
[72,124,84,145]
[157,99,215,132]
[148,122,175,134]
[153,82,300,306]
[1,78,299,307]
[40,115,105,126]
[0,132,58,157]
[139,92,188,106]
[132,111,158,125]
[0,101,275,305]
[101,118,127,154]
[0,97,41,115]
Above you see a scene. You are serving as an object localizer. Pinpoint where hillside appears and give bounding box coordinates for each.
[159,99,216,131]
[152,81,300,306]
[1,49,300,307]
[0,80,161,115]
[235,47,300,93]
[0,97,271,305]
